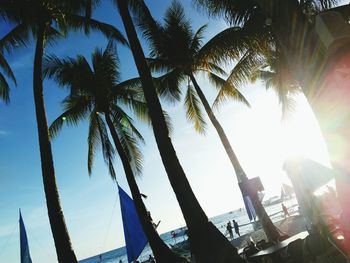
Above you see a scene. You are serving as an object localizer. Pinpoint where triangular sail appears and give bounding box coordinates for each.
[118,186,148,263]
[243,196,256,221]
[19,210,33,263]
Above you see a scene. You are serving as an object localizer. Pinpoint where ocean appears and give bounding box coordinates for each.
[79,198,298,263]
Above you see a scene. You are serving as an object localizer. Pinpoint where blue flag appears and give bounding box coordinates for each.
[118,186,148,263]
[243,196,256,221]
[19,210,33,263]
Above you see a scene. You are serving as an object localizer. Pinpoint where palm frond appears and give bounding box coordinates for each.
[251,56,301,118]
[184,84,206,133]
[112,111,143,176]
[207,72,250,108]
[125,98,151,124]
[96,114,116,179]
[206,62,228,77]
[44,26,64,46]
[226,50,264,88]
[0,73,10,103]
[43,54,93,92]
[147,58,174,74]
[0,52,16,84]
[193,0,260,26]
[113,77,144,103]
[111,105,144,142]
[49,95,91,138]
[197,26,251,66]
[190,24,208,54]
[88,112,117,179]
[115,77,143,94]
[250,69,275,85]
[91,40,120,86]
[134,0,164,54]
[0,23,30,52]
[153,69,185,104]
[64,14,128,46]
[87,111,100,176]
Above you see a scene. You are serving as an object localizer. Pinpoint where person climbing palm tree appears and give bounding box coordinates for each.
[45,42,186,263]
[0,1,127,261]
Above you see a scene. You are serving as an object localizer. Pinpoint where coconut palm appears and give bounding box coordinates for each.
[193,0,341,98]
[0,51,16,103]
[114,0,244,262]
[137,1,280,242]
[45,42,186,263]
[0,1,126,261]
[250,49,302,118]
[194,0,343,242]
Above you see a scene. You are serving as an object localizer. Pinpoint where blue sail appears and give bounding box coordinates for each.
[243,196,256,221]
[19,210,33,263]
[118,186,148,263]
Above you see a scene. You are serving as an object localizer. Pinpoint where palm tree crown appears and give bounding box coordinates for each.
[140,1,250,132]
[0,0,127,49]
[45,42,146,178]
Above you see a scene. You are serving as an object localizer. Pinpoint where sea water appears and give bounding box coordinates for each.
[79,198,298,263]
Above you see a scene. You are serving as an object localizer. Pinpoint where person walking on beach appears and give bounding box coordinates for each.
[226,221,233,239]
[282,203,290,218]
[233,220,240,237]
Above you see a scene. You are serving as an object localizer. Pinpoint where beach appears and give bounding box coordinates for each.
[80,199,301,263]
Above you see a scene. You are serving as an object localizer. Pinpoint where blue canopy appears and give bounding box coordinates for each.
[243,196,256,221]
[19,210,33,263]
[118,186,148,263]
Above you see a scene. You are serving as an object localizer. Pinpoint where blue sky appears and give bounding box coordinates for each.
[0,1,332,262]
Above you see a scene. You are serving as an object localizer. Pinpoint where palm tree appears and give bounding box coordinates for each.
[193,0,342,102]
[193,0,341,100]
[194,0,342,241]
[250,49,302,118]
[114,0,245,262]
[138,1,280,242]
[45,42,186,263]
[0,51,16,103]
[0,1,126,261]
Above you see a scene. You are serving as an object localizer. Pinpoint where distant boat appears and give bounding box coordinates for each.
[19,210,33,263]
[263,196,282,206]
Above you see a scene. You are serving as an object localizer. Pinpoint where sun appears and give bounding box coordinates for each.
[226,87,331,197]
[280,94,331,168]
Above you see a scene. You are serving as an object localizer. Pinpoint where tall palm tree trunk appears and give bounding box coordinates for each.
[33,23,77,263]
[116,1,244,262]
[104,113,185,263]
[189,74,281,242]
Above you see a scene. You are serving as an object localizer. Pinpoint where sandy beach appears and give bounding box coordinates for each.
[231,214,307,249]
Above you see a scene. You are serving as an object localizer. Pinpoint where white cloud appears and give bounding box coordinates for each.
[0,130,10,136]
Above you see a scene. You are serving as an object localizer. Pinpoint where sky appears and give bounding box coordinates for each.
[0,1,333,262]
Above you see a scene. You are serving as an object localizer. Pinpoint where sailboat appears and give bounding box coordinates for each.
[118,186,148,263]
[19,210,33,263]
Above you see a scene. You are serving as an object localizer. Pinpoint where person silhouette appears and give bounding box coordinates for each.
[282,203,290,218]
[226,221,233,239]
[233,220,240,237]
